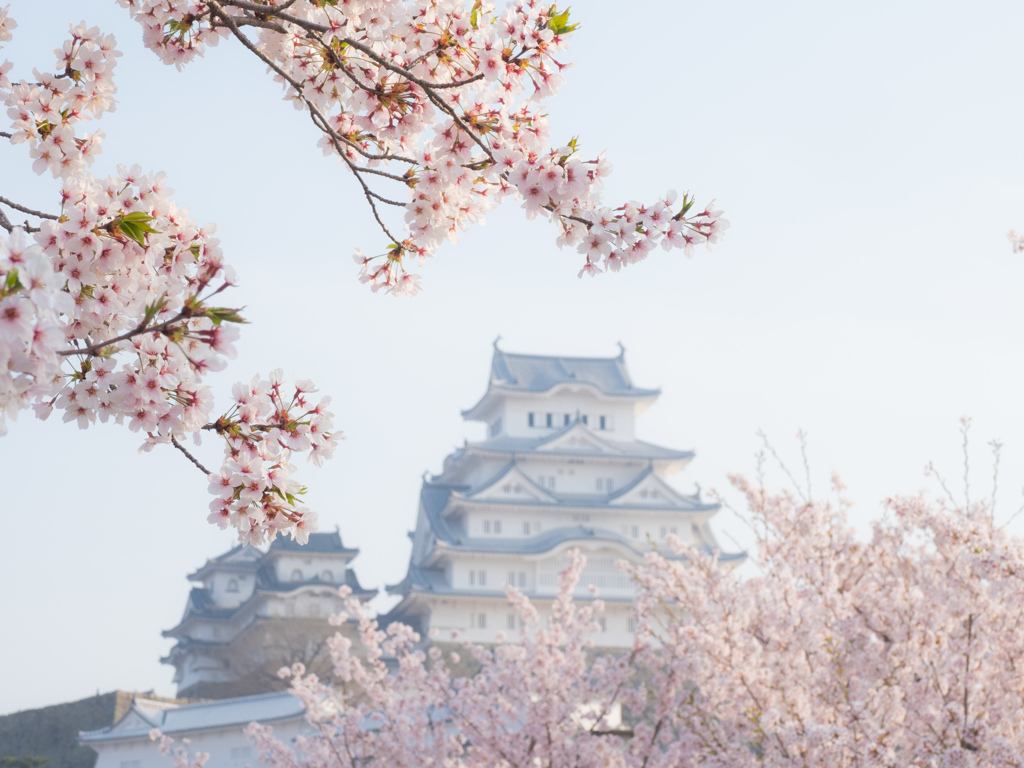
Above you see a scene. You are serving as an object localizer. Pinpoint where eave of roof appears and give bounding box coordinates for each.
[79,692,305,743]
[461,348,660,420]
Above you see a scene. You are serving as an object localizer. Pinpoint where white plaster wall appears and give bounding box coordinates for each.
[209,570,255,608]
[501,394,638,440]
[272,554,349,583]
[423,596,635,648]
[451,557,533,590]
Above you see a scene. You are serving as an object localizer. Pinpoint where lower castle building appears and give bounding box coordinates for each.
[162,531,374,698]
[386,344,742,646]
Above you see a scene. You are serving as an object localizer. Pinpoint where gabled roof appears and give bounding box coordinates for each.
[460,460,558,502]
[607,466,705,508]
[268,530,358,555]
[462,346,659,419]
[79,692,304,743]
[189,531,358,581]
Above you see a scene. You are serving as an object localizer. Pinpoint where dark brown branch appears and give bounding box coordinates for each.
[171,436,213,475]
[0,131,12,139]
[58,310,192,358]
[0,196,59,221]
[0,208,12,233]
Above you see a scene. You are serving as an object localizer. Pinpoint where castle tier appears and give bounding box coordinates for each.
[386,344,742,647]
[162,531,375,698]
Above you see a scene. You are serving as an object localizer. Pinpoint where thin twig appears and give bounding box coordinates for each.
[0,196,59,221]
[961,416,971,508]
[989,439,1002,519]
[171,436,212,475]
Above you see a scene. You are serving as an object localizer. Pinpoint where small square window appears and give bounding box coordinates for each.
[546,412,553,427]
[628,618,636,634]
[528,412,535,427]
[518,571,527,588]
[564,413,571,426]
[479,570,487,586]
[523,521,531,535]
[469,570,475,586]
[478,613,487,629]
[494,520,502,534]
[484,520,491,533]
[507,614,517,630]
[599,415,607,430]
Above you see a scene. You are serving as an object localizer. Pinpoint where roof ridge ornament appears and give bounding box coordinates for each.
[617,340,625,358]
[493,334,502,350]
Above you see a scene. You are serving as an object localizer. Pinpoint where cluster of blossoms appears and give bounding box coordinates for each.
[206,371,338,545]
[1,11,334,545]
[116,0,728,294]
[157,475,1024,767]
[1008,229,1024,253]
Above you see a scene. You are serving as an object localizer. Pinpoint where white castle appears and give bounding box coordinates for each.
[386,343,740,646]
[163,531,374,698]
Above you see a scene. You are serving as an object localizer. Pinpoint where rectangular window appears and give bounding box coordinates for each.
[508,570,516,586]
[523,521,531,535]
[564,413,571,426]
[546,412,553,427]
[631,525,639,539]
[507,614,517,630]
[518,571,527,588]
[599,415,607,430]
[528,412,535,427]
[598,617,607,632]
[596,478,604,491]
[581,414,588,425]
[628,618,636,634]
[671,526,678,535]
[547,476,556,490]
[607,478,614,492]
[494,520,502,534]
[484,520,491,534]
[479,570,487,587]
[478,613,487,629]
[660,526,667,538]
[469,570,475,586]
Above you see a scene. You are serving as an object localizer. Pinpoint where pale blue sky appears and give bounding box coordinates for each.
[2,1,1024,714]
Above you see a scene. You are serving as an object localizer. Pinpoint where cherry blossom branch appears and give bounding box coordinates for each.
[57,310,194,358]
[0,195,58,221]
[170,435,212,475]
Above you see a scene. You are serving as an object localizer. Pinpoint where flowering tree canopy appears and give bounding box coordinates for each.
[0,1,726,544]
[159,476,1024,767]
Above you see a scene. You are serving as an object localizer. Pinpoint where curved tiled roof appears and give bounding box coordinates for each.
[464,432,694,461]
[268,529,358,554]
[489,349,658,397]
[80,692,304,742]
[462,348,659,419]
